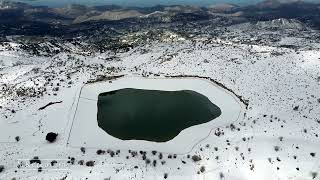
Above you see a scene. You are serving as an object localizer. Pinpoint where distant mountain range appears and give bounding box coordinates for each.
[0,0,319,37]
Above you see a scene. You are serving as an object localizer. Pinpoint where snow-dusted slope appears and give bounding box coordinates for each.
[256,18,308,30]
[228,18,309,32]
[0,38,319,180]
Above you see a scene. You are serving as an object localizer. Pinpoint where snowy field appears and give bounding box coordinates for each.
[0,39,319,179]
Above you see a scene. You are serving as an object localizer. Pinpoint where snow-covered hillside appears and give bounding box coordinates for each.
[0,37,319,180]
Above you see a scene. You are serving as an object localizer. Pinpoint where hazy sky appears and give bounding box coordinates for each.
[13,0,316,7]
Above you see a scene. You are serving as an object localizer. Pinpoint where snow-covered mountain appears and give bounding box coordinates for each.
[73,10,144,23]
[208,3,238,13]
[256,18,308,30]
[1,30,320,179]
[228,18,309,33]
[0,1,320,180]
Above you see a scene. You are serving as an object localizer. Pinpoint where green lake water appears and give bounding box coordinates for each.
[97,88,221,142]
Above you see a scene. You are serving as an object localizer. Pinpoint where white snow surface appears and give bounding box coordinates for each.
[69,77,244,154]
[0,39,319,180]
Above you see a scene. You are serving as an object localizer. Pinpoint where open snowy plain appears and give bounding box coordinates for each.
[0,38,320,180]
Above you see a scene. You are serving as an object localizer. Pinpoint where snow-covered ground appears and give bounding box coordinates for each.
[0,39,319,179]
[69,77,243,154]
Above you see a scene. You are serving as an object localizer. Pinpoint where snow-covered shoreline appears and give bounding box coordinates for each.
[68,77,245,154]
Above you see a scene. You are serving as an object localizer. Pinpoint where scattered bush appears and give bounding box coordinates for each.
[53,87,59,92]
[200,166,206,173]
[110,151,115,157]
[152,160,157,167]
[70,157,75,165]
[230,123,236,131]
[0,165,4,173]
[86,161,95,167]
[131,151,138,157]
[191,155,201,162]
[219,172,224,179]
[46,132,58,143]
[78,160,84,165]
[145,159,151,164]
[80,147,86,154]
[97,149,106,155]
[311,172,318,179]
[30,157,41,164]
[250,164,255,171]
[15,136,20,142]
[164,173,168,179]
[50,160,57,166]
